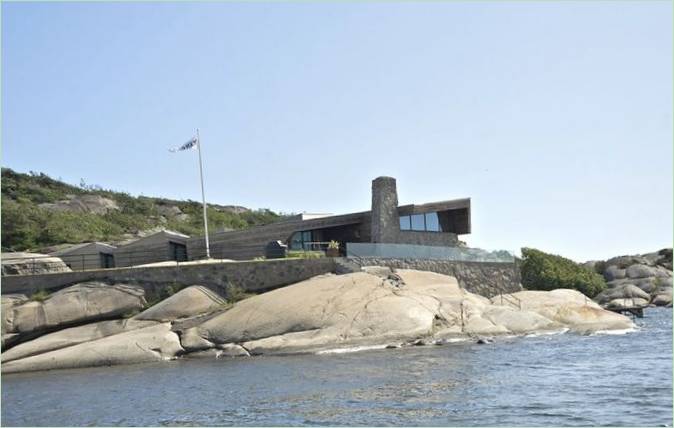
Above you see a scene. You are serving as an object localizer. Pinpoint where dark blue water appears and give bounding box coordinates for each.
[2,308,672,426]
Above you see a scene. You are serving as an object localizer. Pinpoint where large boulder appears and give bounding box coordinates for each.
[1,319,156,362]
[605,298,650,310]
[178,270,633,356]
[2,323,183,374]
[605,255,652,269]
[625,264,658,279]
[8,282,146,336]
[492,289,634,333]
[1,253,71,276]
[604,265,626,281]
[133,286,226,322]
[652,287,673,307]
[1,294,28,336]
[594,284,651,307]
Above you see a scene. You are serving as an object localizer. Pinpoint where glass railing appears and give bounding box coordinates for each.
[346,242,515,263]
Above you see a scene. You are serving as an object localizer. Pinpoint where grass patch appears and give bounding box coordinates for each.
[226,283,255,303]
[286,250,324,259]
[29,289,50,302]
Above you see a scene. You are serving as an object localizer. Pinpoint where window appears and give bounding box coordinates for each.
[398,212,442,232]
[290,231,314,250]
[425,212,440,232]
[411,214,425,231]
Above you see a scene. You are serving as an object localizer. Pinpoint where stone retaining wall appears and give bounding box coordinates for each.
[1,258,337,298]
[348,257,522,297]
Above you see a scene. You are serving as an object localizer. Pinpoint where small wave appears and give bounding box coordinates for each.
[441,338,471,343]
[524,328,570,338]
[590,327,637,336]
[315,344,388,355]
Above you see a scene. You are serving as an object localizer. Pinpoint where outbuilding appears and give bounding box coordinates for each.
[50,242,116,271]
[114,230,189,267]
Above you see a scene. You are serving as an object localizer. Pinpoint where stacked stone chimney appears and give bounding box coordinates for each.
[371,176,399,243]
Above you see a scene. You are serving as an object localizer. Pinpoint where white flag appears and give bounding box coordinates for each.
[169,137,198,153]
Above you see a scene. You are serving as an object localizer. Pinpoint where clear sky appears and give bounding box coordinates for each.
[2,1,672,262]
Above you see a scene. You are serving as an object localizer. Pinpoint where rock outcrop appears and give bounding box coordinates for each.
[5,282,146,339]
[38,194,119,215]
[179,270,633,356]
[133,286,226,322]
[1,253,71,276]
[591,248,673,307]
[1,319,157,363]
[594,284,652,310]
[2,323,183,374]
[1,270,636,374]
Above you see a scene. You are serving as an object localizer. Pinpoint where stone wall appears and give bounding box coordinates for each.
[348,257,521,298]
[1,258,337,298]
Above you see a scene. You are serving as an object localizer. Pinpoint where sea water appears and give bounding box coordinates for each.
[2,308,671,426]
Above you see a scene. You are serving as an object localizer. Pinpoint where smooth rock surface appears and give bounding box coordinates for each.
[133,286,226,322]
[9,282,146,335]
[652,287,673,307]
[2,323,183,374]
[491,289,634,333]
[1,294,28,336]
[182,270,633,356]
[1,319,157,362]
[1,253,71,276]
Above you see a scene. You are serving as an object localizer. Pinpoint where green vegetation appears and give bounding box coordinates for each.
[29,289,50,302]
[226,283,255,303]
[144,283,185,309]
[286,250,325,259]
[520,247,607,298]
[1,168,286,251]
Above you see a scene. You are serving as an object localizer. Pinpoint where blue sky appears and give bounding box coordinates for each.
[2,1,672,261]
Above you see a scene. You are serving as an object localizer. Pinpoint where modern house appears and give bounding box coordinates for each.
[114,230,190,267]
[50,242,116,271]
[187,176,470,260]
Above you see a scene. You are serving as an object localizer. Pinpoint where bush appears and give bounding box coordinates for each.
[29,289,50,302]
[286,250,324,259]
[520,247,607,297]
[226,283,254,303]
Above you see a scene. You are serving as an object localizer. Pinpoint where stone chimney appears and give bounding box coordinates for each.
[371,176,399,243]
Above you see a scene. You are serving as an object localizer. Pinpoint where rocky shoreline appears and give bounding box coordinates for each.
[587,249,673,310]
[1,267,638,374]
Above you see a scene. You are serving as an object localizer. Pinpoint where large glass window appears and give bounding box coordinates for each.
[399,215,411,230]
[411,214,425,231]
[291,231,314,250]
[425,212,440,232]
[398,212,442,232]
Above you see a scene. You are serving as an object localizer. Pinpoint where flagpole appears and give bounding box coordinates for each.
[196,129,211,259]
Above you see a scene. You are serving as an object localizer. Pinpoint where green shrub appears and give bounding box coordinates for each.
[593,260,607,275]
[29,289,50,302]
[520,247,607,297]
[226,283,254,303]
[286,250,324,259]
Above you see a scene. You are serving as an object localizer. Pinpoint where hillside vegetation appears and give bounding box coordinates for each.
[1,168,285,251]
